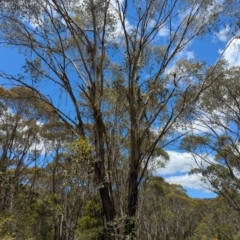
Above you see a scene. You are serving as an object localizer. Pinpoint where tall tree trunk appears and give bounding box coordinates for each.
[125,170,139,238]
[125,90,141,238]
[94,109,116,239]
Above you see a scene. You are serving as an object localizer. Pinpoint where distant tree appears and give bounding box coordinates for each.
[189,197,240,240]
[139,177,240,240]
[138,176,204,239]
[75,195,103,240]
[181,66,240,213]
[0,87,51,239]
[0,86,97,239]
[0,87,44,213]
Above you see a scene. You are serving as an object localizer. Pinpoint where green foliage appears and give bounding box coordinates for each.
[0,184,40,240]
[180,135,209,151]
[75,196,102,240]
[0,215,15,240]
[216,224,235,240]
[65,137,93,163]
[33,196,60,240]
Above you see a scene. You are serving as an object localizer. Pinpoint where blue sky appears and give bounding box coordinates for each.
[0,47,24,75]
[1,1,240,199]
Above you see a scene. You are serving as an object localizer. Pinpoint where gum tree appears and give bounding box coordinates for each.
[0,0,238,238]
[181,66,240,214]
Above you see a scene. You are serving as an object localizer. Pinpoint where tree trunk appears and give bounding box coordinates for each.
[125,92,141,238]
[125,170,139,238]
[94,109,116,239]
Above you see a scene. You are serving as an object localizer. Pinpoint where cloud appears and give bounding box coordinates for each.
[173,47,195,63]
[148,19,169,37]
[110,18,133,40]
[164,173,209,191]
[214,25,231,42]
[220,38,240,67]
[178,111,225,135]
[156,151,198,175]
[158,26,169,37]
[156,151,213,193]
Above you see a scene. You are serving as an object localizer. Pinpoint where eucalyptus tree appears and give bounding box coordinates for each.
[181,66,240,213]
[0,0,238,238]
[0,86,92,239]
[0,87,46,212]
[0,86,53,239]
[31,137,95,240]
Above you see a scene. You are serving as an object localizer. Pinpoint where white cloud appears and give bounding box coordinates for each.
[155,151,213,193]
[148,19,169,37]
[174,48,195,62]
[180,118,211,135]
[220,38,240,67]
[111,18,133,39]
[157,151,198,175]
[158,26,169,37]
[164,173,210,192]
[180,111,225,135]
[214,25,231,42]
